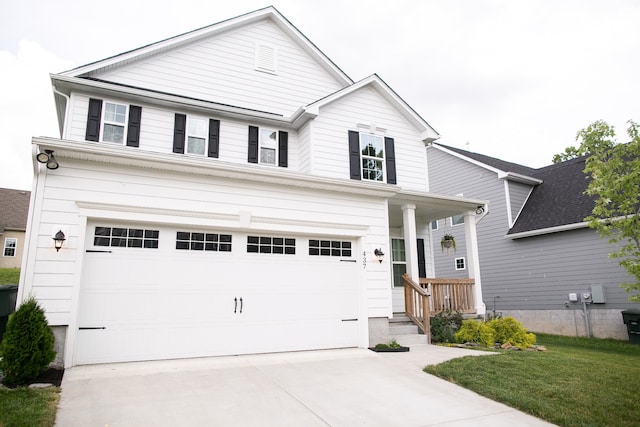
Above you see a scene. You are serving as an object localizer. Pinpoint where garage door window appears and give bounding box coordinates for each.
[176,232,232,251]
[94,227,159,248]
[247,236,295,254]
[309,240,352,257]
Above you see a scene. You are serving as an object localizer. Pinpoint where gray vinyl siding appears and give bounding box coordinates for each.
[426,146,636,311]
[507,181,533,225]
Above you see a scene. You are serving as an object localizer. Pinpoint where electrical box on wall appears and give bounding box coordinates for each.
[568,293,578,302]
[582,292,593,303]
[591,285,606,304]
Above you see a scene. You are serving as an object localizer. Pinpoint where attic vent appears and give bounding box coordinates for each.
[255,43,278,74]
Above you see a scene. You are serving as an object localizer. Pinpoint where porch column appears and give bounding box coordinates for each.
[464,210,486,314]
[401,204,419,281]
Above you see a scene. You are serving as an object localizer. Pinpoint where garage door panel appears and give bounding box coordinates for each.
[76,223,360,365]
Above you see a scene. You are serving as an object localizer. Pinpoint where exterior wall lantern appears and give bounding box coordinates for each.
[36,150,60,170]
[374,248,385,263]
[53,230,66,252]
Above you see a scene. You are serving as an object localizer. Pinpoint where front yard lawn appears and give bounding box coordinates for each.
[425,334,640,427]
[0,387,59,427]
[0,268,20,285]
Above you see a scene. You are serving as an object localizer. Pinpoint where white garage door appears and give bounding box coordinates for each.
[75,222,360,365]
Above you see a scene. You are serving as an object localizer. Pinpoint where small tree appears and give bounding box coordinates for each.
[0,296,56,386]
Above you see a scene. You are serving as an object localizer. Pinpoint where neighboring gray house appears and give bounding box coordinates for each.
[0,188,31,269]
[427,144,637,340]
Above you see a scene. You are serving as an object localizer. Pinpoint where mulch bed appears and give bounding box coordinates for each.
[0,368,64,388]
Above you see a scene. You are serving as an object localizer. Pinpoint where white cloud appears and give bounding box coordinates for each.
[0,40,73,190]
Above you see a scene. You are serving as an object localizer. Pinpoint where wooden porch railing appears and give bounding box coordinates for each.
[402,274,431,337]
[420,278,475,315]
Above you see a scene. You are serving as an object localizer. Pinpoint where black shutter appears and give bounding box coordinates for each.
[248,126,259,163]
[348,130,361,180]
[173,114,186,154]
[126,105,142,147]
[385,137,397,185]
[208,119,220,158]
[278,131,288,167]
[417,238,426,278]
[85,98,103,142]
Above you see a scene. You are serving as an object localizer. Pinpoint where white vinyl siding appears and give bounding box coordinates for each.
[309,86,429,190]
[96,21,345,117]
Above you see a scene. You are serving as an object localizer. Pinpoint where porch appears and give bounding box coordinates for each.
[402,274,476,336]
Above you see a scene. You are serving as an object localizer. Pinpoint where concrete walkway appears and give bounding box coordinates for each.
[55,345,555,426]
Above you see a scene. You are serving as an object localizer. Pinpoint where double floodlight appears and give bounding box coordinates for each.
[36,150,59,170]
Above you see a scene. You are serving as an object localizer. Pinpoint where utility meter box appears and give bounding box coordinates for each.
[582,292,593,303]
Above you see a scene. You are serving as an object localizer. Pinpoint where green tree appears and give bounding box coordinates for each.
[564,120,640,301]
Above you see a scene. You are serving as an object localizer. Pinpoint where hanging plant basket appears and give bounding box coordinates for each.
[441,234,456,254]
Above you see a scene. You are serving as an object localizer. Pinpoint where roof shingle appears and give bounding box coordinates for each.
[0,188,31,233]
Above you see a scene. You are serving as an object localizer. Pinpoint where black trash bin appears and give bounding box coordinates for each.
[0,284,19,343]
[621,309,640,345]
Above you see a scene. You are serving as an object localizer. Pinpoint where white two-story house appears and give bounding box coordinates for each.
[19,7,487,367]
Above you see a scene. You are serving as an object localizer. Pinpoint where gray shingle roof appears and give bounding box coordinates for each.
[0,188,31,233]
[433,144,594,234]
[508,156,594,234]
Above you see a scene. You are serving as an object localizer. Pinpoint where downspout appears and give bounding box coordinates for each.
[52,86,70,139]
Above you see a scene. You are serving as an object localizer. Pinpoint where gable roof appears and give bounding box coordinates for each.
[61,6,352,86]
[507,155,594,236]
[0,188,31,233]
[430,144,595,236]
[295,74,439,142]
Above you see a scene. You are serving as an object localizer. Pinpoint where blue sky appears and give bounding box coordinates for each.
[1,0,638,190]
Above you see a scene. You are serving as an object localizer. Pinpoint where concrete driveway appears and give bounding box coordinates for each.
[55,344,554,426]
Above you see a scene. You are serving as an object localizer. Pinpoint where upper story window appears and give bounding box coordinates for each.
[102,102,127,143]
[186,117,208,155]
[450,214,465,226]
[248,126,288,168]
[86,98,142,147]
[360,133,385,181]
[173,114,220,158]
[348,130,396,184]
[3,238,17,257]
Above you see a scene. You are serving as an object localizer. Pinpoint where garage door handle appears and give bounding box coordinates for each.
[239,297,243,314]
[234,297,238,313]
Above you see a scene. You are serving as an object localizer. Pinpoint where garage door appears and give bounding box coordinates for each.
[75,222,360,365]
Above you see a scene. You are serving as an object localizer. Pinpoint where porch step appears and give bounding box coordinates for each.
[393,334,428,346]
[389,314,420,335]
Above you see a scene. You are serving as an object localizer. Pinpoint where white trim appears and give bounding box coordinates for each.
[505,221,591,239]
[504,180,513,227]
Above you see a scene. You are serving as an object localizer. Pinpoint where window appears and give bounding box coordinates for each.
[186,117,208,155]
[309,240,352,257]
[102,102,128,143]
[247,236,295,254]
[360,133,384,181]
[176,232,232,252]
[391,238,406,287]
[3,238,17,257]
[431,220,439,231]
[455,257,466,271]
[94,227,159,249]
[451,214,465,226]
[247,126,288,167]
[86,99,142,147]
[173,114,220,158]
[259,129,278,165]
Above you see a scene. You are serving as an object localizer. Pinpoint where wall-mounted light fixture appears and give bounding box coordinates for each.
[52,230,66,252]
[374,248,385,263]
[36,150,59,170]
[475,205,485,215]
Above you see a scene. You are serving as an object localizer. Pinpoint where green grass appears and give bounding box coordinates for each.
[425,334,640,427]
[0,268,20,285]
[0,387,59,427]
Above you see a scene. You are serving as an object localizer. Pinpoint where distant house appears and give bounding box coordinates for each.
[0,188,30,270]
[427,144,636,340]
[19,7,488,368]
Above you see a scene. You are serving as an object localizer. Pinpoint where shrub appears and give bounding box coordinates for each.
[0,296,56,387]
[454,319,494,347]
[430,310,463,343]
[488,316,536,348]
